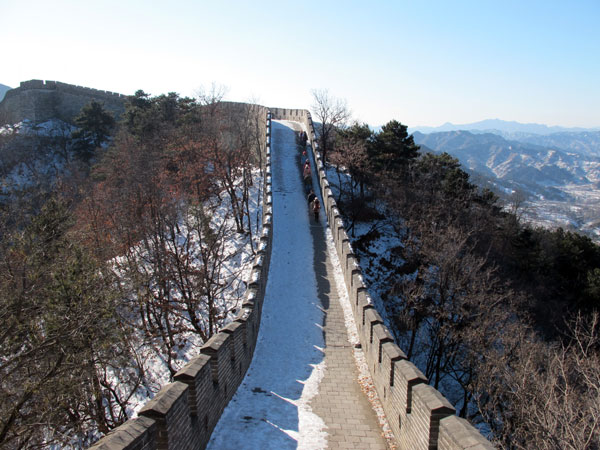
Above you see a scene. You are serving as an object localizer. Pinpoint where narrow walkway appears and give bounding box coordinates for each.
[207,120,387,449]
[309,220,388,450]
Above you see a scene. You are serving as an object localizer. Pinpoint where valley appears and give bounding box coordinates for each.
[412,125,600,239]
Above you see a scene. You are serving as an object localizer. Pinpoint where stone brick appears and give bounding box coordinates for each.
[88,416,157,450]
[439,416,496,450]
[139,382,197,450]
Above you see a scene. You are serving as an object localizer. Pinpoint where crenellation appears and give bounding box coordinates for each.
[138,382,197,450]
[364,308,384,346]
[221,321,246,375]
[299,105,495,449]
[382,342,407,388]
[372,324,394,364]
[349,271,363,306]
[89,106,493,449]
[344,252,356,290]
[174,355,211,418]
[410,384,455,450]
[200,332,232,387]
[439,416,495,450]
[88,416,157,450]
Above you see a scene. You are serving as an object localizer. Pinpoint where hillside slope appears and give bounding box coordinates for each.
[413,130,600,237]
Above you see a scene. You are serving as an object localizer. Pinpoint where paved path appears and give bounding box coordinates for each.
[207,120,387,449]
[308,218,388,450]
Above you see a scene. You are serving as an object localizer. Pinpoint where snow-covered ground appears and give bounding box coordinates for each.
[0,119,75,192]
[110,168,265,418]
[207,120,328,449]
[523,183,600,238]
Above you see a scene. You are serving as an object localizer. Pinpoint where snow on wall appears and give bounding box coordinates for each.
[299,110,494,450]
[88,105,493,450]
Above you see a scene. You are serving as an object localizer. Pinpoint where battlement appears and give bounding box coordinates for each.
[19,79,127,99]
[0,79,128,124]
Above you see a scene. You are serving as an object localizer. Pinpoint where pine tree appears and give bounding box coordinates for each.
[370,120,419,174]
[71,100,115,162]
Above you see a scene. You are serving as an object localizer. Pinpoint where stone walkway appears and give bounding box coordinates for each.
[207,120,388,449]
[307,201,388,450]
[293,116,388,449]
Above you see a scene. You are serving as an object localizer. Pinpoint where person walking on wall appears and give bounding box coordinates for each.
[312,197,320,222]
[303,161,311,188]
[303,161,311,179]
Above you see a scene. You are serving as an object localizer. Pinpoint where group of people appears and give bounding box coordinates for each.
[297,130,308,147]
[300,135,320,222]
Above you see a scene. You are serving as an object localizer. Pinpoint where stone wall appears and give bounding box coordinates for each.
[285,109,494,450]
[88,107,272,450]
[88,106,493,449]
[0,79,127,124]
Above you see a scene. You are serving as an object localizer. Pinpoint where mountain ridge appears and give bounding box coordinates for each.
[412,129,600,237]
[412,130,600,188]
[409,118,600,135]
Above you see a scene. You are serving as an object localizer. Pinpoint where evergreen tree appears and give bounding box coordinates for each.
[0,197,132,448]
[71,100,115,162]
[416,152,475,199]
[371,120,419,174]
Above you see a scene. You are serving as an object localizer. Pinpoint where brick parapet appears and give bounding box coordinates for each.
[290,108,495,449]
[88,416,157,450]
[88,107,273,450]
[18,79,127,99]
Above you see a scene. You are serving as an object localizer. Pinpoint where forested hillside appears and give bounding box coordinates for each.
[0,93,266,448]
[325,118,600,449]
[413,129,600,238]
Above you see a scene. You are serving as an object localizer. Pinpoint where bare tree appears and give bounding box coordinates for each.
[474,313,600,449]
[310,89,350,163]
[195,82,229,119]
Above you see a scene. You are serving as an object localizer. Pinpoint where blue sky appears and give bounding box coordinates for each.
[2,0,599,127]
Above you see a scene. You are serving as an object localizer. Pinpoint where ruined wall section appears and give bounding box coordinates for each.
[0,79,127,124]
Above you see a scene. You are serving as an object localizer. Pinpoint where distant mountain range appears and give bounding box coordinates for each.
[412,129,600,237]
[0,84,11,102]
[409,119,600,136]
[413,130,600,194]
[492,131,600,157]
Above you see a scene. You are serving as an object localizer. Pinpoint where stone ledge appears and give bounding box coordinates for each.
[139,382,188,418]
[439,416,495,449]
[88,416,156,450]
[174,354,211,382]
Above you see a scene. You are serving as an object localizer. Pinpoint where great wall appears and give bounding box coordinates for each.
[0,79,127,123]
[0,82,493,449]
